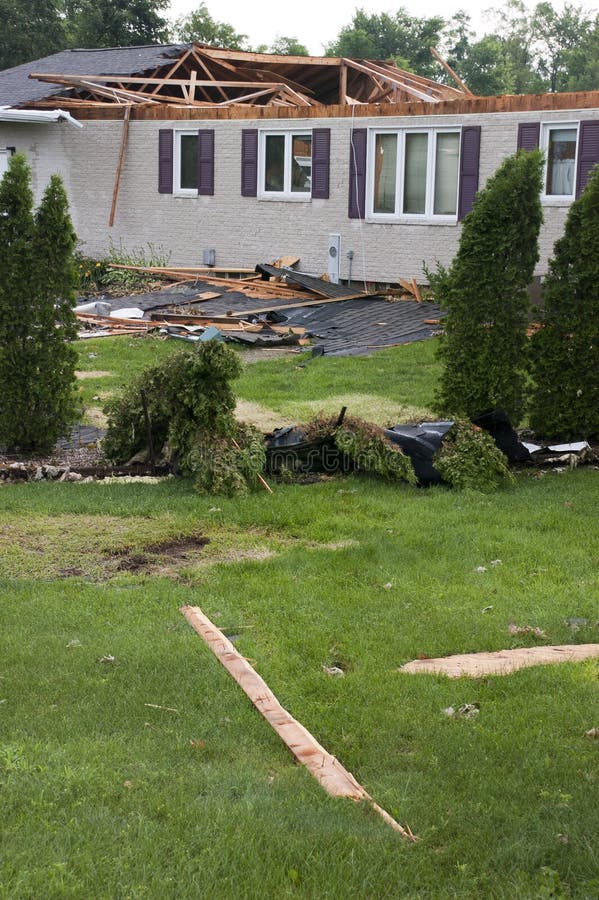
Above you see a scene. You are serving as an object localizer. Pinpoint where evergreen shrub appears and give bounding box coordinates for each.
[103,341,266,496]
[434,421,515,491]
[429,150,544,425]
[0,155,79,451]
[529,164,599,439]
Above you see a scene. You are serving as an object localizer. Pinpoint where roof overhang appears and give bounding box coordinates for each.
[0,106,83,128]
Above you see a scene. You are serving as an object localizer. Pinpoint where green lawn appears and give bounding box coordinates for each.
[1,336,598,898]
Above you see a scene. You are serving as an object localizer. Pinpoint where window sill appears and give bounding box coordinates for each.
[365,215,458,226]
[541,195,574,207]
[258,194,312,202]
[173,190,200,199]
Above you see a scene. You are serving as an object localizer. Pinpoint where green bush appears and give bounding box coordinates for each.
[0,156,79,451]
[434,420,515,491]
[305,414,417,484]
[429,150,544,425]
[103,341,266,496]
[529,164,599,440]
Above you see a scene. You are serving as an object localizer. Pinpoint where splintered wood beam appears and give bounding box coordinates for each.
[339,63,347,104]
[278,84,313,106]
[192,46,241,75]
[217,87,281,106]
[109,105,130,227]
[180,605,416,839]
[190,49,230,101]
[341,59,441,103]
[430,46,473,96]
[188,70,197,103]
[148,48,193,95]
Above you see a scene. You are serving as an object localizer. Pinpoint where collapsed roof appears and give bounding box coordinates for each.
[0,43,469,111]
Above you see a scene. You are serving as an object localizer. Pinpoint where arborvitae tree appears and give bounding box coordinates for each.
[529,165,599,439]
[30,175,79,448]
[430,149,543,424]
[0,153,36,450]
[0,156,79,451]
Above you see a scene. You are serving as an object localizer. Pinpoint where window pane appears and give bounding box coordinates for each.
[373,133,397,213]
[434,132,460,215]
[265,134,285,191]
[546,128,577,195]
[291,133,311,193]
[180,134,197,190]
[403,133,428,214]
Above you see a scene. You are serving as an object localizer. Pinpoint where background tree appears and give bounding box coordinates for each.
[0,156,78,451]
[256,36,309,56]
[173,3,247,49]
[529,165,599,439]
[325,8,446,78]
[430,150,544,424]
[0,0,66,70]
[65,0,170,49]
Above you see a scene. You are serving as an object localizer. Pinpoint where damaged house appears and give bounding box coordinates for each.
[0,43,598,282]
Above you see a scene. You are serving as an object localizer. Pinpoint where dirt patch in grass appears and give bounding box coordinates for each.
[0,515,286,581]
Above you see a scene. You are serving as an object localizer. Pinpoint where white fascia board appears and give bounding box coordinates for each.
[0,107,83,129]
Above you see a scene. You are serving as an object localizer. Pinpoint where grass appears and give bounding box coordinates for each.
[1,335,598,898]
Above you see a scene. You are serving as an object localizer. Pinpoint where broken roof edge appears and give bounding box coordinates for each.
[55,88,599,121]
[0,106,83,127]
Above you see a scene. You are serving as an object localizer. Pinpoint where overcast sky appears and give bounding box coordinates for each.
[166,1,572,56]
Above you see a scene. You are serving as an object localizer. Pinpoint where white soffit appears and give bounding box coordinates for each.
[0,107,83,129]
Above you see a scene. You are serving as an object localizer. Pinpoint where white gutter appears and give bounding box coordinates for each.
[0,107,83,129]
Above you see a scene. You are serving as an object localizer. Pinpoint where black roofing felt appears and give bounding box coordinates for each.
[96,283,445,357]
[0,44,186,107]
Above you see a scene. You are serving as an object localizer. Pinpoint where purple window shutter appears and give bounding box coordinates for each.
[241,129,258,197]
[458,125,481,221]
[311,128,330,199]
[517,122,540,151]
[348,128,367,219]
[575,120,599,198]
[197,129,214,196]
[158,129,173,194]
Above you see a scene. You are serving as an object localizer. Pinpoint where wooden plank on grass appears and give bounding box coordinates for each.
[399,644,599,678]
[180,604,416,839]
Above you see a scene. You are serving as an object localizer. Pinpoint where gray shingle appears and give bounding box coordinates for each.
[0,44,187,107]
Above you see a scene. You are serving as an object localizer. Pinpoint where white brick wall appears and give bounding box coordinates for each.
[1,105,597,281]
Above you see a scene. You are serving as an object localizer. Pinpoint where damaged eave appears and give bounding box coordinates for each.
[0,106,83,128]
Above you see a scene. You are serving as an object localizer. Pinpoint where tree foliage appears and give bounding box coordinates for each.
[529,165,599,440]
[325,8,446,78]
[0,155,79,451]
[103,341,266,496]
[0,0,65,70]
[173,3,247,49]
[256,36,309,56]
[430,150,544,424]
[64,0,170,49]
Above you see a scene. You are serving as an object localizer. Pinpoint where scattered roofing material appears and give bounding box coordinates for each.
[74,265,445,354]
[0,105,82,127]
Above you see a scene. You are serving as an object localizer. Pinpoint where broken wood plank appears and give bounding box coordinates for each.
[399,644,599,678]
[430,47,473,96]
[229,292,374,317]
[180,605,415,838]
[109,105,130,227]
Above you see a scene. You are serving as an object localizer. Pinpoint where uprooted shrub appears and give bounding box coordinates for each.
[433,420,515,491]
[103,342,265,496]
[303,414,417,485]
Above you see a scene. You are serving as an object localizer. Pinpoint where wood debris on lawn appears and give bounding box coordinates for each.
[400,644,599,678]
[181,604,416,839]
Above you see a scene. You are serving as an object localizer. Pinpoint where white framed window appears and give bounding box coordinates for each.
[541,122,578,201]
[259,130,312,199]
[367,127,460,222]
[174,131,198,196]
[0,147,14,178]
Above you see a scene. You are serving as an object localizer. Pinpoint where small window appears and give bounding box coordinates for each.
[174,131,198,195]
[368,128,460,221]
[260,131,312,198]
[542,124,578,197]
[0,148,14,178]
